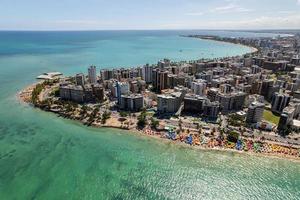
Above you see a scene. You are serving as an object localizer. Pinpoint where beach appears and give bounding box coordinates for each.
[1,30,300,199]
[18,82,300,162]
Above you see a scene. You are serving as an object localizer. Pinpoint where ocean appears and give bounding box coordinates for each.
[0,30,299,200]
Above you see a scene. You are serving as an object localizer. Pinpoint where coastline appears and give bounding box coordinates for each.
[110,126,300,163]
[16,34,300,162]
[17,85,300,162]
[184,35,259,56]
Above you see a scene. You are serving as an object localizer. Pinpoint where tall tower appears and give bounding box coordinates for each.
[88,66,97,84]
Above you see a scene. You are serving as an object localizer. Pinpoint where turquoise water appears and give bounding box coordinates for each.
[0,31,299,199]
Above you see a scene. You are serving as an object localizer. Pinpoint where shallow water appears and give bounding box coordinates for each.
[0,30,299,200]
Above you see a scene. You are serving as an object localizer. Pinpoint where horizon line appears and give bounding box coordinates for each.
[0,28,299,32]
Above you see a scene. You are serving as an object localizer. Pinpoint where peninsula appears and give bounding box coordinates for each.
[20,34,300,160]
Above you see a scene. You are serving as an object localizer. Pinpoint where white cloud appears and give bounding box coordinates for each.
[157,14,300,30]
[210,3,252,13]
[203,14,300,29]
[186,3,252,17]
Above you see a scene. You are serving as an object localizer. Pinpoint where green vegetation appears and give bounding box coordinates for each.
[31,83,45,105]
[31,80,57,105]
[263,110,280,125]
[88,107,100,122]
[137,110,147,128]
[150,117,159,129]
[101,110,111,124]
[227,131,239,143]
[51,88,60,97]
[120,111,129,117]
[228,114,245,127]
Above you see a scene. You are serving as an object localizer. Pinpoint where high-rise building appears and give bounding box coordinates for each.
[215,91,246,113]
[100,69,114,81]
[220,84,232,94]
[260,79,274,99]
[120,94,144,112]
[278,106,295,135]
[75,73,85,86]
[271,92,291,114]
[157,92,182,113]
[88,66,97,84]
[142,64,153,83]
[158,59,170,69]
[116,82,130,104]
[191,80,207,96]
[246,101,264,124]
[183,95,208,113]
[251,65,262,74]
[152,69,168,92]
[203,101,220,119]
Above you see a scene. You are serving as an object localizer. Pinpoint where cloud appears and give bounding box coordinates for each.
[201,14,300,29]
[157,14,300,30]
[210,3,252,13]
[186,3,252,17]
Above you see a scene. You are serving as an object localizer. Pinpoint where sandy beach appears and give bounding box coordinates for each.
[17,83,300,162]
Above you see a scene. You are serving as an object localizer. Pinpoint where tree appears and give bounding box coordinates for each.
[178,119,183,131]
[31,83,45,105]
[137,110,147,128]
[150,117,159,129]
[101,110,111,124]
[120,111,129,118]
[227,131,239,143]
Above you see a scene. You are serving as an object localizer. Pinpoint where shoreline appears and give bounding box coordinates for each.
[106,126,300,163]
[17,85,300,162]
[183,35,259,56]
[17,33,300,162]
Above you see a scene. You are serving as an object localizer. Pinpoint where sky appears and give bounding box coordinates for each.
[0,0,300,30]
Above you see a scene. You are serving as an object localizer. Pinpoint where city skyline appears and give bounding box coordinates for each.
[1,0,300,30]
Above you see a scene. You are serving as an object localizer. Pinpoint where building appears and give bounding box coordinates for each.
[260,79,274,99]
[246,101,265,124]
[183,95,208,113]
[247,94,264,107]
[220,84,232,94]
[207,88,219,102]
[116,82,130,104]
[294,90,300,99]
[91,84,104,102]
[59,83,104,103]
[215,91,246,113]
[195,71,213,82]
[157,92,182,113]
[60,84,85,103]
[153,69,168,92]
[251,65,262,74]
[271,92,291,114]
[142,64,153,83]
[191,80,207,96]
[158,59,170,69]
[100,69,113,81]
[203,101,220,119]
[183,94,220,119]
[278,106,295,134]
[75,73,85,86]
[120,94,144,112]
[88,66,97,84]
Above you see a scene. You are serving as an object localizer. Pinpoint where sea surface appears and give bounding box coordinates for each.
[0,30,299,200]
